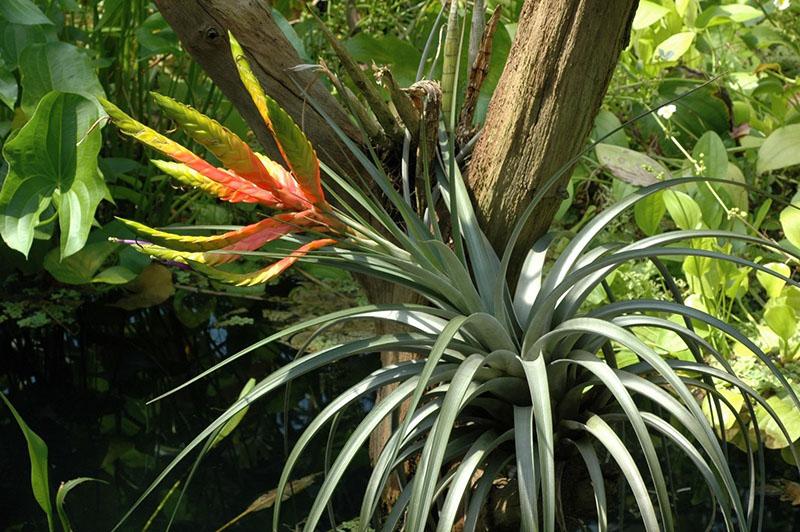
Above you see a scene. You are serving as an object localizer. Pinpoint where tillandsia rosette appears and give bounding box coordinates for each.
[101,35,340,287]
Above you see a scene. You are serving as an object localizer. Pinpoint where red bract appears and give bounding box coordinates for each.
[102,36,340,286]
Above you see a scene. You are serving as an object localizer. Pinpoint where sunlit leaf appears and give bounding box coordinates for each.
[696,5,763,28]
[632,1,670,30]
[653,31,695,62]
[212,378,257,447]
[758,125,800,174]
[663,189,703,229]
[757,393,800,449]
[764,300,796,342]
[780,195,800,249]
[756,262,791,299]
[0,92,106,258]
[634,191,665,236]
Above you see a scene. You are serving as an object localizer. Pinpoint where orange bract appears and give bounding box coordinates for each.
[103,34,340,285]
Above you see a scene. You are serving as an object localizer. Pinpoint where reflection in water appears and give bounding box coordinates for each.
[2,277,800,530]
[1,277,379,530]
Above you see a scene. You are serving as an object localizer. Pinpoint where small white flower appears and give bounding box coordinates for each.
[657,104,677,120]
[774,0,791,11]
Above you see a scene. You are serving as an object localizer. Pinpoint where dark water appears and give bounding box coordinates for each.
[1,278,379,531]
[3,282,800,531]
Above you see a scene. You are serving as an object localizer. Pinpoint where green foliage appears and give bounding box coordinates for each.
[1,391,54,531]
[759,124,800,174]
[0,91,106,258]
[0,0,51,26]
[18,42,104,115]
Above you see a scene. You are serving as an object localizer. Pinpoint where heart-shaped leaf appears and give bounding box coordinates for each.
[0,91,107,258]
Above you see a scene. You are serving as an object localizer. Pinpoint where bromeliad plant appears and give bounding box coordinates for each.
[101,37,342,286]
[109,34,800,532]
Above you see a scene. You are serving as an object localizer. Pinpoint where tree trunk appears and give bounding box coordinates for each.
[467,0,638,268]
[154,0,363,177]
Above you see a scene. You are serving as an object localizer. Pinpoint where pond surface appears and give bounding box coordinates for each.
[2,279,800,531]
[1,277,379,531]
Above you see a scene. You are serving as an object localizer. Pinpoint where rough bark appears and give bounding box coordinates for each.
[466,0,638,267]
[154,0,363,178]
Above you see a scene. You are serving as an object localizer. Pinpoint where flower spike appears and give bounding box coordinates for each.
[229,33,326,207]
[102,39,345,286]
[149,92,279,193]
[189,238,337,286]
[115,213,312,253]
[101,98,280,207]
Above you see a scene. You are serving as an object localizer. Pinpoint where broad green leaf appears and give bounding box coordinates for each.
[694,185,724,229]
[0,61,17,110]
[134,13,179,59]
[691,131,730,227]
[0,21,53,69]
[595,144,669,186]
[0,92,106,258]
[786,286,800,312]
[663,189,703,229]
[113,264,175,311]
[657,82,730,141]
[780,195,800,249]
[91,265,137,285]
[756,262,790,299]
[654,31,695,62]
[591,109,628,147]
[692,131,727,179]
[634,190,665,236]
[43,241,118,284]
[701,387,744,433]
[18,42,104,115]
[764,300,796,342]
[345,33,421,88]
[757,393,800,449]
[722,162,748,212]
[758,124,800,174]
[0,392,54,531]
[632,1,670,30]
[675,0,695,18]
[696,5,763,28]
[0,0,52,26]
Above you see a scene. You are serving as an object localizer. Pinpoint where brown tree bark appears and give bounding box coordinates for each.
[467,0,638,267]
[154,0,363,178]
